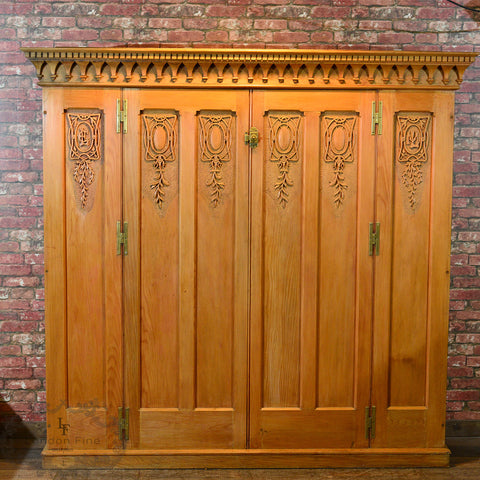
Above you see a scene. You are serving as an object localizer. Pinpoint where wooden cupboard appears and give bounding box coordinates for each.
[23,48,477,468]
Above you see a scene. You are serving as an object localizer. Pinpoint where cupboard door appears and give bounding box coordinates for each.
[44,88,123,450]
[249,91,376,448]
[123,89,250,449]
[373,91,454,447]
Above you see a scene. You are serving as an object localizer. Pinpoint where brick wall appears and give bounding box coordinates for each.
[0,0,479,424]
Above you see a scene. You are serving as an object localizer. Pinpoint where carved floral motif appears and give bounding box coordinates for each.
[66,111,102,209]
[396,112,432,210]
[322,113,358,208]
[198,112,234,207]
[142,112,178,209]
[267,112,302,208]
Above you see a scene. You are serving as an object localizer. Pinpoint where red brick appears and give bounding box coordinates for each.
[312,6,350,18]
[273,31,310,43]
[184,18,218,29]
[0,217,36,228]
[448,366,474,377]
[446,401,463,411]
[0,320,37,331]
[456,334,480,343]
[450,378,480,389]
[100,4,141,16]
[41,17,75,28]
[167,31,205,42]
[0,357,25,367]
[311,32,334,43]
[205,30,229,42]
[61,29,99,41]
[0,367,33,379]
[1,172,38,183]
[206,5,246,16]
[447,390,480,401]
[26,356,45,368]
[0,345,21,355]
[377,32,414,44]
[467,357,480,367]
[148,18,182,29]
[254,19,288,30]
[450,290,480,301]
[453,411,480,420]
[100,29,124,41]
[0,242,20,254]
[0,253,23,264]
[448,355,466,367]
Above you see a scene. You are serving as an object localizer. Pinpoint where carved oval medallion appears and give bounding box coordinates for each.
[275,124,293,154]
[152,124,169,154]
[331,124,348,155]
[207,123,225,154]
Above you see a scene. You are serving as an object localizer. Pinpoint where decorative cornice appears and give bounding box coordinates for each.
[21,47,477,89]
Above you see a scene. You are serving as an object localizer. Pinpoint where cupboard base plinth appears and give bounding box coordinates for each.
[42,447,450,469]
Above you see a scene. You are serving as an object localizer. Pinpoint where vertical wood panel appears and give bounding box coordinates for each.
[196,111,236,408]
[262,111,303,408]
[140,111,179,408]
[66,108,106,406]
[389,112,433,407]
[317,111,359,408]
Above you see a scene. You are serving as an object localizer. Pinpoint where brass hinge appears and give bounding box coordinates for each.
[365,405,376,440]
[371,101,382,135]
[244,127,259,148]
[369,222,380,256]
[118,407,129,441]
[116,99,127,133]
[116,221,128,255]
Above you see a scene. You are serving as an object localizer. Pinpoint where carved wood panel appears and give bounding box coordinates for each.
[198,111,235,207]
[66,110,103,211]
[266,112,303,208]
[395,112,432,211]
[142,111,178,212]
[321,112,358,208]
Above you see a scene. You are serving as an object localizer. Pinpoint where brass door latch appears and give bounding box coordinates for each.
[244,127,259,148]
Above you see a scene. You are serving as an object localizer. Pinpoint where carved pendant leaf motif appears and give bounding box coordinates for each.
[198,112,234,207]
[267,112,302,208]
[322,113,358,208]
[142,113,178,209]
[66,111,102,210]
[396,112,432,210]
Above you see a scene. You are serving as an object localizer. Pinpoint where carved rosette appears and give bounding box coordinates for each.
[395,112,432,210]
[267,112,303,208]
[66,111,103,210]
[198,112,235,207]
[142,112,178,210]
[322,113,358,208]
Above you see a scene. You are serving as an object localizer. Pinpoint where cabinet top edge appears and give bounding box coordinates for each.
[22,47,478,89]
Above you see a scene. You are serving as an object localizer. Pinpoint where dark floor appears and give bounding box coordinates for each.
[0,439,479,480]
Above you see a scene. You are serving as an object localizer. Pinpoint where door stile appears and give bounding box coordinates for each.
[43,87,68,451]
[122,88,140,449]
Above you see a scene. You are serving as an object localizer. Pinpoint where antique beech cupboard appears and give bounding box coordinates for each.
[23,48,476,468]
